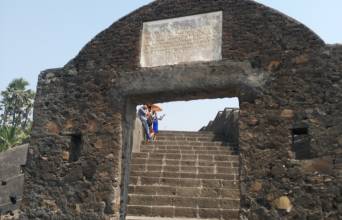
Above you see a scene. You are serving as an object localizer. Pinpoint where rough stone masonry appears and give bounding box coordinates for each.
[19,0,342,219]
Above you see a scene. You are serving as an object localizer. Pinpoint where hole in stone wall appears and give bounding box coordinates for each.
[9,193,17,205]
[69,134,82,162]
[1,181,6,186]
[292,127,308,135]
[20,164,26,173]
[292,125,311,159]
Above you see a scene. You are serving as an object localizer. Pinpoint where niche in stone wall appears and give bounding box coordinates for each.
[69,134,82,162]
[292,123,311,159]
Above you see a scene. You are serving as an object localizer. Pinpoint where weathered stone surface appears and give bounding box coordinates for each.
[250,180,263,193]
[0,145,28,217]
[44,121,60,134]
[0,175,25,210]
[300,157,334,174]
[294,54,309,65]
[19,0,342,220]
[0,144,28,180]
[280,109,294,118]
[62,150,69,161]
[247,116,259,126]
[273,196,292,212]
[267,60,281,72]
[141,11,222,67]
[1,210,21,220]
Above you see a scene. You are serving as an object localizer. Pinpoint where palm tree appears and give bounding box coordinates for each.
[0,78,35,152]
[0,78,35,129]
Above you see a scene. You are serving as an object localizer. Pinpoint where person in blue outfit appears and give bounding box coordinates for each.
[151,110,165,141]
[138,105,152,143]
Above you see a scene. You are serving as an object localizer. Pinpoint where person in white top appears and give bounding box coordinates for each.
[137,105,152,142]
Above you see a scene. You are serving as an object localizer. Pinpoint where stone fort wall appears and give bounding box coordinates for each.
[200,108,240,146]
[20,0,342,219]
[0,145,28,219]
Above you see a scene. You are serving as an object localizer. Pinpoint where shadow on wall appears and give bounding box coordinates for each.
[0,144,28,219]
[200,108,240,148]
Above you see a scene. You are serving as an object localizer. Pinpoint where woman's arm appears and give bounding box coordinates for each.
[158,114,166,120]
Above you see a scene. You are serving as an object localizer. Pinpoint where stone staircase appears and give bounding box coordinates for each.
[126,131,240,220]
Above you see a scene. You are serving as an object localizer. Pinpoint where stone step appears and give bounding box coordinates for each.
[130,171,238,181]
[158,131,216,136]
[140,145,235,151]
[130,164,238,174]
[126,216,228,220]
[128,185,240,199]
[141,141,226,147]
[140,148,235,155]
[129,176,240,189]
[131,159,239,168]
[128,194,240,209]
[127,130,240,219]
[127,205,239,219]
[132,152,239,162]
[155,135,224,142]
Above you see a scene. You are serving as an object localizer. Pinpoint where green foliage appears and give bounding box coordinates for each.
[0,78,35,152]
[0,126,29,152]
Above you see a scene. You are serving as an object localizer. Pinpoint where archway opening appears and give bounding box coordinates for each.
[145,98,239,131]
[121,96,241,219]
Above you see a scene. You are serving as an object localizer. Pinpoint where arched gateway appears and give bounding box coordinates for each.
[21,0,342,219]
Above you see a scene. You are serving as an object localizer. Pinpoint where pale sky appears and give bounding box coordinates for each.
[1,0,341,130]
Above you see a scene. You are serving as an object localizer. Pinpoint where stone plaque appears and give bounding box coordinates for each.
[140,11,222,67]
